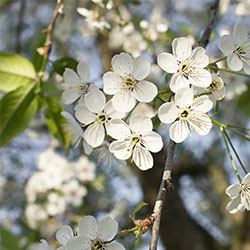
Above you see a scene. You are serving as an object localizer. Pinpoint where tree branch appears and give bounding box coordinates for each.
[198,0,220,48]
[149,139,176,250]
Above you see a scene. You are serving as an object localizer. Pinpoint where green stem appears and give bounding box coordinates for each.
[156,95,166,103]
[106,226,138,243]
[226,124,250,131]
[211,118,223,127]
[221,128,241,182]
[226,127,250,141]
[210,66,250,78]
[158,90,169,95]
[208,56,227,65]
[223,129,248,174]
[124,101,139,121]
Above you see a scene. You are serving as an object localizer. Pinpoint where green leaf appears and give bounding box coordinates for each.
[133,201,148,216]
[53,57,78,76]
[0,84,39,147]
[0,228,20,250]
[0,52,36,92]
[44,97,71,153]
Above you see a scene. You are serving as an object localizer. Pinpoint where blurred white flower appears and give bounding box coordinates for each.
[103,53,158,112]
[226,172,250,213]
[219,22,250,74]
[235,0,250,16]
[158,37,212,93]
[25,204,48,229]
[39,240,50,250]
[158,88,213,143]
[46,192,66,216]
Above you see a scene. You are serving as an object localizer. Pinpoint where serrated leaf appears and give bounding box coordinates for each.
[0,52,36,92]
[0,84,39,147]
[133,201,148,216]
[53,57,78,76]
[0,228,20,250]
[44,97,71,153]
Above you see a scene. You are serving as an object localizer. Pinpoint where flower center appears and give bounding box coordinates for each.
[181,110,188,118]
[98,115,106,122]
[91,240,106,250]
[125,78,134,86]
[234,46,244,55]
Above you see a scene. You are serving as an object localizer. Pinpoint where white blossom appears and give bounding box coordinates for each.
[219,22,250,74]
[103,53,158,112]
[39,240,50,250]
[75,88,125,147]
[158,88,213,143]
[157,37,212,93]
[226,173,250,213]
[108,114,163,170]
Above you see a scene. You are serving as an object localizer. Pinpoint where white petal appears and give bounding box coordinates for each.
[132,80,158,103]
[62,88,82,105]
[66,234,91,250]
[188,112,212,135]
[243,61,250,74]
[242,173,250,184]
[108,242,126,250]
[85,88,106,114]
[104,100,126,119]
[112,91,136,112]
[174,87,193,108]
[189,47,209,68]
[107,119,131,140]
[226,195,242,214]
[83,139,93,155]
[170,120,189,143]
[55,225,74,245]
[79,215,98,236]
[233,22,248,46]
[212,86,226,101]
[109,139,133,160]
[129,114,152,133]
[227,52,243,71]
[172,37,192,61]
[132,56,151,80]
[157,52,178,73]
[219,35,234,55]
[192,96,213,113]
[98,216,118,241]
[111,53,133,77]
[170,73,190,93]
[132,144,154,170]
[103,72,123,95]
[77,61,90,83]
[84,123,105,147]
[63,68,81,85]
[142,131,163,153]
[158,103,179,124]
[39,240,50,250]
[226,184,241,199]
[189,69,212,88]
[75,105,96,125]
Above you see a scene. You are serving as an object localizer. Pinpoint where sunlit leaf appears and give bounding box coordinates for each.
[53,57,78,76]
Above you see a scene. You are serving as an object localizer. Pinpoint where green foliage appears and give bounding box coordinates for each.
[237,84,250,116]
[130,201,148,221]
[53,57,78,76]
[44,97,71,153]
[153,116,161,129]
[0,83,39,147]
[0,228,20,250]
[0,52,36,92]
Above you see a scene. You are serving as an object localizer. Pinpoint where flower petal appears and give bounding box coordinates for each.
[109,139,133,160]
[142,131,163,153]
[66,234,91,250]
[63,68,81,85]
[112,91,136,112]
[108,242,126,250]
[226,184,241,199]
[84,123,105,147]
[107,119,131,139]
[188,69,212,88]
[55,225,74,245]
[188,112,212,135]
[174,87,193,108]
[170,73,190,93]
[39,240,50,250]
[75,105,96,125]
[227,52,243,71]
[98,216,118,241]
[77,61,90,83]
[158,102,179,124]
[132,80,158,103]
[129,114,152,133]
[85,88,106,114]
[172,37,192,61]
[83,139,93,155]
[104,100,126,119]
[189,47,209,68]
[242,173,250,184]
[132,56,151,80]
[79,215,98,236]
[226,195,243,214]
[170,120,189,143]
[157,52,178,73]
[192,96,213,113]
[132,144,154,170]
[111,53,133,77]
[243,61,250,74]
[219,35,234,55]
[233,22,248,46]
[103,72,123,95]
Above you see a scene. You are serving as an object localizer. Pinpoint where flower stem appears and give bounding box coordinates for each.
[208,56,227,65]
[226,127,250,141]
[106,226,139,243]
[210,66,250,78]
[226,124,250,131]
[124,101,139,121]
[223,129,248,174]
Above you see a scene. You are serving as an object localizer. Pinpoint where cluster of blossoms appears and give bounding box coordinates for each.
[39,215,125,250]
[25,145,96,229]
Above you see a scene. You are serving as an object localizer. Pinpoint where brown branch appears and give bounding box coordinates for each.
[198,0,220,48]
[149,139,176,250]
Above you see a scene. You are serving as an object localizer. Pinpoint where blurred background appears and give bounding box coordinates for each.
[0,0,250,249]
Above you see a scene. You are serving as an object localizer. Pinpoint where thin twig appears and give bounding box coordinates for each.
[149,140,176,250]
[16,0,26,53]
[198,0,220,48]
